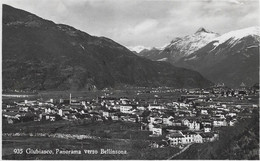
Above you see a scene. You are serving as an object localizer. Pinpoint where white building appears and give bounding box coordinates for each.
[167,131,203,146]
[119,105,132,113]
[201,109,208,115]
[213,119,227,127]
[148,104,164,110]
[182,119,200,131]
[152,125,163,136]
[194,134,203,143]
[182,131,196,144]
[166,132,184,146]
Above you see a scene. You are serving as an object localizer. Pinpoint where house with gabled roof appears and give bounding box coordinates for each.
[203,124,212,133]
[194,133,203,143]
[166,131,184,146]
[160,113,171,121]
[161,115,174,126]
[228,119,237,126]
[182,118,200,131]
[152,124,163,136]
[213,118,227,127]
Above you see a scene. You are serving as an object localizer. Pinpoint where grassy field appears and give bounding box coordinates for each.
[2,136,179,160]
[3,120,145,138]
[2,88,184,103]
[212,94,259,104]
[2,120,180,160]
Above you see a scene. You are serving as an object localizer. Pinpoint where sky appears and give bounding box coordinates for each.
[2,0,260,48]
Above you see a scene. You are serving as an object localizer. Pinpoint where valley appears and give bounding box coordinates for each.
[2,2,259,160]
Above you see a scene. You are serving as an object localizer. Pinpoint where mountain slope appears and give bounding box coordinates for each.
[150,28,219,63]
[176,27,260,87]
[2,4,212,91]
[136,27,259,88]
[129,44,169,59]
[137,47,162,60]
[128,46,152,53]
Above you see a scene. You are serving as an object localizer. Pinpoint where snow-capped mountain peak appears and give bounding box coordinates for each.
[196,27,207,33]
[176,26,260,88]
[127,45,152,53]
[213,26,260,46]
[195,27,214,34]
[163,28,219,60]
[128,26,259,88]
[128,43,169,53]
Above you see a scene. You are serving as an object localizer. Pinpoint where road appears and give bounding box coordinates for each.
[167,143,194,160]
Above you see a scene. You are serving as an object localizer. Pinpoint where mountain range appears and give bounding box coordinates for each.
[132,27,259,88]
[2,4,212,91]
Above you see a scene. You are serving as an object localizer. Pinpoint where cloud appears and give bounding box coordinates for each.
[131,19,159,35]
[56,1,67,14]
[228,0,244,5]
[2,0,259,47]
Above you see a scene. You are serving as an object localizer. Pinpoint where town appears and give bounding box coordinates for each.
[3,83,258,147]
[2,84,259,159]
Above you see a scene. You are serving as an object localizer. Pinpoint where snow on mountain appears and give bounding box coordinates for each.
[157,58,168,61]
[149,27,220,63]
[175,26,260,88]
[156,43,170,50]
[165,27,220,57]
[129,26,259,88]
[128,43,169,54]
[130,26,260,69]
[184,55,197,61]
[127,46,152,53]
[195,27,213,33]
[212,26,260,47]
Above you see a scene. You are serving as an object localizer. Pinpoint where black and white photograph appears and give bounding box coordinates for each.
[1,0,259,160]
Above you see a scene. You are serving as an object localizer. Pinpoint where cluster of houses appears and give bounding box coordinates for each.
[2,86,258,148]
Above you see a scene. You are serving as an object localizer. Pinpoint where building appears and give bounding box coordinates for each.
[166,132,184,146]
[152,125,163,136]
[182,118,200,131]
[213,119,227,127]
[119,105,133,114]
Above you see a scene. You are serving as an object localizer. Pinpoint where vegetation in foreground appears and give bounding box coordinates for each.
[174,111,259,160]
[2,120,180,160]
